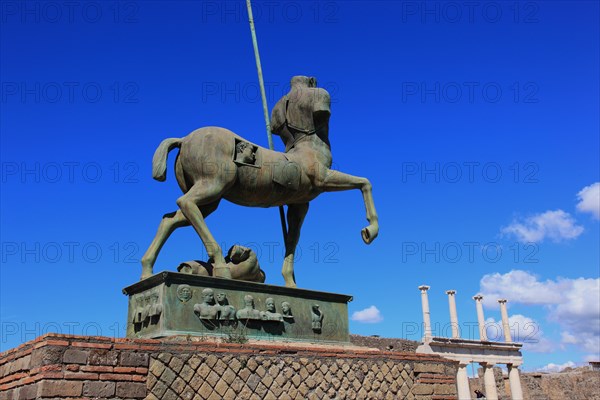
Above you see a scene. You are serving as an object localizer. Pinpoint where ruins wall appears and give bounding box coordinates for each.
[1,334,457,399]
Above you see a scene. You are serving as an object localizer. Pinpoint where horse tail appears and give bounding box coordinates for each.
[152,138,182,181]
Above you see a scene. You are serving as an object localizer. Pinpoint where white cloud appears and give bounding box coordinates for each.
[576,182,600,219]
[485,314,554,353]
[560,331,578,345]
[351,306,383,323]
[479,270,600,356]
[479,270,566,307]
[501,210,584,243]
[536,361,576,373]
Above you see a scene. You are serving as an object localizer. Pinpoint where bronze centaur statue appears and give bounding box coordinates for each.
[141,76,379,287]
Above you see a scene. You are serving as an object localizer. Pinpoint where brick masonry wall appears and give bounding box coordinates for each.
[469,367,600,400]
[0,334,458,400]
[349,335,420,353]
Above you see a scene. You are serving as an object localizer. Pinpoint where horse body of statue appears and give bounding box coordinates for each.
[141,76,378,287]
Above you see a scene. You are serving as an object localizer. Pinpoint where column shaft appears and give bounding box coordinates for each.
[473,295,487,341]
[419,285,432,341]
[446,290,460,339]
[456,364,471,400]
[498,299,512,342]
[482,364,499,400]
[508,365,524,400]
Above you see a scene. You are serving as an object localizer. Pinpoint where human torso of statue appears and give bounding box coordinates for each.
[271,77,331,152]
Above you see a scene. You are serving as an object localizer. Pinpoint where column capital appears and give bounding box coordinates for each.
[480,362,495,368]
[418,285,430,292]
[497,298,508,304]
[445,290,456,295]
[473,294,483,301]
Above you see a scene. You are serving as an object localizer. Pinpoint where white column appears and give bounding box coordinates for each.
[508,364,524,400]
[446,290,460,338]
[481,363,499,400]
[498,299,512,342]
[473,294,488,341]
[456,363,471,400]
[418,285,432,341]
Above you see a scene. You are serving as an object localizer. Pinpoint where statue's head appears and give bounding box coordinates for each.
[202,288,214,304]
[291,75,317,88]
[244,294,254,307]
[265,297,275,312]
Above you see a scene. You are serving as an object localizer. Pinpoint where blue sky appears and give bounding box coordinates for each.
[1,1,598,372]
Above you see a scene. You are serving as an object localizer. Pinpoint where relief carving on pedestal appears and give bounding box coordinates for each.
[311,304,323,333]
[193,288,220,320]
[132,290,162,332]
[236,294,263,320]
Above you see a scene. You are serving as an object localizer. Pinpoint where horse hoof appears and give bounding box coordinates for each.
[361,225,378,244]
[140,268,153,280]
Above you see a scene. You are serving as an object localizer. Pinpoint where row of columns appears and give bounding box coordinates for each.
[418,285,512,342]
[418,286,523,400]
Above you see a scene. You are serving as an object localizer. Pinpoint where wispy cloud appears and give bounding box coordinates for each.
[351,305,383,323]
[576,182,600,220]
[535,361,576,373]
[501,210,583,243]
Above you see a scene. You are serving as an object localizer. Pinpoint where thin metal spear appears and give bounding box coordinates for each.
[246,0,288,239]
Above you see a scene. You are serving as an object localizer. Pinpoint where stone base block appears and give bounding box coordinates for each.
[123,272,353,344]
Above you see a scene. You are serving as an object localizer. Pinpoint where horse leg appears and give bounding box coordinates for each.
[176,182,231,278]
[140,202,220,280]
[282,203,309,288]
[318,170,379,244]
[140,210,188,280]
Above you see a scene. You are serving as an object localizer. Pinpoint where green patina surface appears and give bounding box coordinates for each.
[123,272,352,344]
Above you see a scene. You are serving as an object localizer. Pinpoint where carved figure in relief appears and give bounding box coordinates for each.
[193,288,219,319]
[216,292,236,320]
[177,285,192,303]
[262,297,283,321]
[281,301,294,321]
[311,304,323,332]
[236,294,262,320]
[234,140,257,165]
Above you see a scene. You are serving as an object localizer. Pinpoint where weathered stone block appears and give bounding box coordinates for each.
[412,383,434,395]
[16,384,37,400]
[116,382,146,398]
[30,347,64,366]
[414,362,445,374]
[63,349,88,365]
[38,380,83,397]
[171,376,186,394]
[168,356,184,374]
[83,381,116,397]
[160,367,177,386]
[434,383,456,395]
[120,351,148,367]
[88,349,118,366]
[149,358,166,377]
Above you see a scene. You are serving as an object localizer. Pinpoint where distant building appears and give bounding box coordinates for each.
[589,361,600,371]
